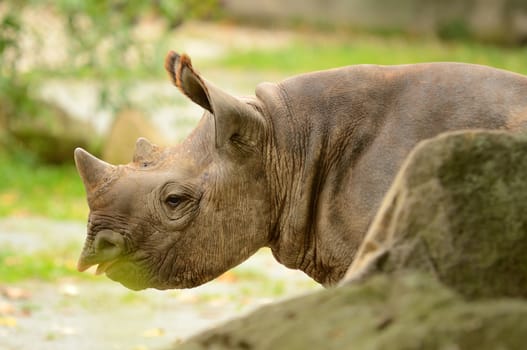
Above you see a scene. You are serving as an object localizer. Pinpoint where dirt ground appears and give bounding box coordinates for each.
[0,217,320,350]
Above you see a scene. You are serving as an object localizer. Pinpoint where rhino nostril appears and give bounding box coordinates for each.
[93,230,124,261]
[77,230,125,272]
[96,236,117,251]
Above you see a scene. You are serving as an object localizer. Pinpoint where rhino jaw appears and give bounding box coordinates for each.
[74,148,116,192]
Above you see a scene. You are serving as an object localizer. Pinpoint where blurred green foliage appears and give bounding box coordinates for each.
[1,0,527,220]
[0,7,26,147]
[220,36,527,75]
[11,0,219,78]
[0,151,88,219]
[0,0,221,219]
[0,245,87,282]
[437,19,471,42]
[0,0,220,154]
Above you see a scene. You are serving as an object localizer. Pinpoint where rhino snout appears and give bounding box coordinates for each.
[77,230,125,273]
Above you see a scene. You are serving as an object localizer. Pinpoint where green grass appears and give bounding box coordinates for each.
[119,291,150,304]
[0,246,89,283]
[0,152,88,220]
[229,268,270,281]
[219,36,527,75]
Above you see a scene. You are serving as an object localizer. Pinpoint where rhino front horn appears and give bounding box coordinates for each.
[74,148,116,191]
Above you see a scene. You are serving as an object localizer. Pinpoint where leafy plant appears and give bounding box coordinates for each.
[0,0,221,162]
[0,7,23,119]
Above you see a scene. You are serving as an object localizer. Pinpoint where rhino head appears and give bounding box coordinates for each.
[75,52,272,290]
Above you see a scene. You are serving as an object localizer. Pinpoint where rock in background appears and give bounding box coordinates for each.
[2,96,99,164]
[172,130,527,349]
[222,0,527,45]
[102,107,166,165]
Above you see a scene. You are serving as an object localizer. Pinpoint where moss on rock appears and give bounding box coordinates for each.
[344,130,527,299]
[174,273,527,350]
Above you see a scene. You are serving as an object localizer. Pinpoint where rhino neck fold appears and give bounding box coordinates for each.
[257,68,391,285]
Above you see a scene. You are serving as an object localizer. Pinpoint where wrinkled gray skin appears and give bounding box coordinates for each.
[75,51,527,290]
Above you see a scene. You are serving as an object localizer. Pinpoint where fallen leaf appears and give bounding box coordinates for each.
[216,271,238,283]
[0,317,17,328]
[65,259,78,270]
[2,287,31,300]
[4,256,22,267]
[141,328,165,338]
[0,192,18,205]
[12,210,31,218]
[45,332,59,341]
[19,306,32,317]
[0,302,15,315]
[177,292,198,304]
[209,297,229,307]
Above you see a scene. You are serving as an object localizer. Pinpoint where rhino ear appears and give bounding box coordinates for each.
[74,148,116,192]
[164,51,212,113]
[133,137,157,164]
[165,50,265,149]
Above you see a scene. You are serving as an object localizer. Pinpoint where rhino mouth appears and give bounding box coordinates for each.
[103,260,151,291]
[78,255,149,290]
[95,260,118,275]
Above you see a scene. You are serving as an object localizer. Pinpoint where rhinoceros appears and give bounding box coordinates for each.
[74,51,527,290]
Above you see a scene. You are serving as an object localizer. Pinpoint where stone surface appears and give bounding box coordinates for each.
[5,98,98,164]
[173,273,527,350]
[101,108,165,164]
[344,130,527,299]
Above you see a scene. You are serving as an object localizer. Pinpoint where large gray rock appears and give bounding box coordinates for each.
[344,130,527,299]
[174,273,527,350]
[172,130,527,350]
[4,97,99,164]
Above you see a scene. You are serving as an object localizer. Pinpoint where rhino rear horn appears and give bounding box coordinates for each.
[74,148,116,191]
[133,137,157,163]
[164,50,265,149]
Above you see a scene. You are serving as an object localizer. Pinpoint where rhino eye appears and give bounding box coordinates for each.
[161,186,200,226]
[165,195,182,208]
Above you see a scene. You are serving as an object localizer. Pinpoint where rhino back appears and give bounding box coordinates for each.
[256,62,527,284]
